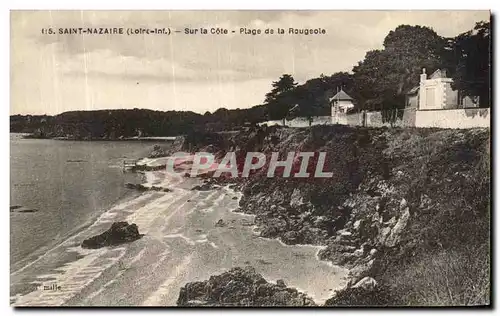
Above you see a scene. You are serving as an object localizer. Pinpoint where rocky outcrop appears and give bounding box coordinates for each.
[317,194,411,285]
[215,219,226,227]
[148,145,168,158]
[125,183,171,192]
[176,266,316,306]
[173,126,490,306]
[352,277,378,291]
[10,205,38,213]
[81,222,143,249]
[191,183,215,191]
[128,164,166,172]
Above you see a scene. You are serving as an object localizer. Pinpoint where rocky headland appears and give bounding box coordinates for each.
[148,125,489,306]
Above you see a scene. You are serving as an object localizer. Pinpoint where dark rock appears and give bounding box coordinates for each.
[150,186,172,192]
[17,209,39,213]
[125,183,149,191]
[148,145,168,158]
[81,221,143,249]
[191,183,213,191]
[177,266,316,306]
[126,183,171,193]
[129,164,166,172]
[10,205,39,213]
[215,219,226,227]
[276,279,287,288]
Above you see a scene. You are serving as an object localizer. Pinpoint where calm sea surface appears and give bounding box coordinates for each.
[10,134,155,271]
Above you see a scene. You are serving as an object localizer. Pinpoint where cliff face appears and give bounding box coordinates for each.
[177,125,490,306]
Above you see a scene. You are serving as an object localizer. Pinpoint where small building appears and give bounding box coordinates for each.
[406,68,479,110]
[330,89,354,115]
[330,89,356,125]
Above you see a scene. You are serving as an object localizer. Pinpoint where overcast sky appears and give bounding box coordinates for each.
[11,10,490,115]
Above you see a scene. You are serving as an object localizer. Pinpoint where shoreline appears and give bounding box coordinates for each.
[10,156,150,274]
[11,158,349,306]
[10,190,144,276]
[11,195,145,273]
[19,133,178,142]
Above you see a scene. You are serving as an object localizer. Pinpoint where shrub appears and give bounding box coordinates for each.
[384,244,490,306]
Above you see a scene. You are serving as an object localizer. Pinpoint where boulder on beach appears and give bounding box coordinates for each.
[215,219,226,227]
[151,186,172,192]
[191,183,213,191]
[176,266,316,306]
[81,221,143,249]
[10,205,38,213]
[125,183,171,193]
[125,183,149,191]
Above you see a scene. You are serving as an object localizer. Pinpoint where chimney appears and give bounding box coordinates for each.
[420,68,427,84]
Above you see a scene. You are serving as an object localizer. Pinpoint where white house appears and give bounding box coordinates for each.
[406,68,479,110]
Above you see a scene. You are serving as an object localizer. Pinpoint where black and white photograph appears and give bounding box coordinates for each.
[9,10,491,307]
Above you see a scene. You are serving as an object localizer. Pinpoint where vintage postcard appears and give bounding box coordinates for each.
[10,10,491,307]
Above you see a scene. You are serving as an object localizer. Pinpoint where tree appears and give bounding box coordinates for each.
[264,74,298,103]
[264,74,298,124]
[321,72,357,105]
[449,21,490,107]
[353,25,447,111]
[287,72,356,123]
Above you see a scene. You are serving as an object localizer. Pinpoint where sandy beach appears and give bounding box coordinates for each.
[10,158,348,306]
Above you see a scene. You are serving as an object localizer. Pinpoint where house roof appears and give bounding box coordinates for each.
[407,86,420,94]
[429,69,447,79]
[330,90,353,101]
